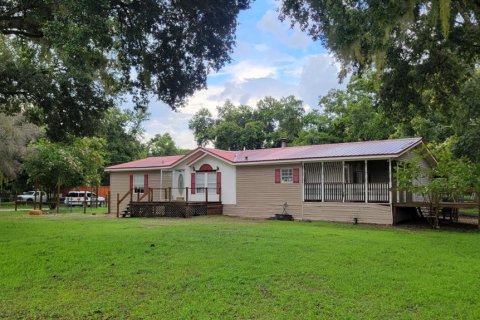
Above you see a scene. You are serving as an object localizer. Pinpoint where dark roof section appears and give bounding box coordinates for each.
[232,137,423,163]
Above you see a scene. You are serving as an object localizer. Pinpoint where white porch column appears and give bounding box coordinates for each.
[342,161,345,202]
[321,162,325,202]
[396,162,400,202]
[389,159,392,204]
[301,162,305,202]
[365,160,368,203]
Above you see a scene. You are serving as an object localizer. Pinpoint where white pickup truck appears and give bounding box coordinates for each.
[64,191,106,207]
[17,191,49,203]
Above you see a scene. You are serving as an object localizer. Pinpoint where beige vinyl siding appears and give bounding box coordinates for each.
[223,163,393,224]
[397,148,431,203]
[223,164,302,219]
[110,172,131,214]
[301,202,392,224]
[109,170,172,214]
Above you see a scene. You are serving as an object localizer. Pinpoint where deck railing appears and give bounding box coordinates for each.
[116,187,222,217]
[344,183,365,202]
[324,182,343,202]
[368,183,389,202]
[304,182,389,203]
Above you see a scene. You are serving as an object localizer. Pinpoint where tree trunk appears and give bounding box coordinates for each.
[477,192,480,230]
[34,183,38,210]
[56,178,60,213]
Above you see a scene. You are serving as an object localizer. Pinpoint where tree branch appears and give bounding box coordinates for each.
[1,29,43,38]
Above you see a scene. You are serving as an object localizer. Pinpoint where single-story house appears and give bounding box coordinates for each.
[105,137,432,225]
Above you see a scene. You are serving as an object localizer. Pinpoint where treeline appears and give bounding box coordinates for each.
[189,71,480,163]
[0,108,187,198]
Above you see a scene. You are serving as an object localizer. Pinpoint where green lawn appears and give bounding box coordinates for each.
[0,212,479,319]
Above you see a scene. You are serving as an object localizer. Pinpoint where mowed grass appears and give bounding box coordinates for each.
[0,212,479,319]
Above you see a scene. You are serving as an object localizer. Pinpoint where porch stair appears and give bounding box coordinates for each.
[416,206,436,227]
[121,204,131,218]
[207,203,223,215]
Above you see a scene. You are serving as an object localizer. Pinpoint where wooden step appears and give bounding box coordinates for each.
[207,204,223,215]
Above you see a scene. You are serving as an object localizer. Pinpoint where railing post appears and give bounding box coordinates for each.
[205,187,208,204]
[186,187,189,202]
[130,188,133,203]
[169,187,172,201]
[116,193,120,217]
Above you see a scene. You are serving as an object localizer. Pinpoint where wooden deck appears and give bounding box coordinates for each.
[394,202,478,209]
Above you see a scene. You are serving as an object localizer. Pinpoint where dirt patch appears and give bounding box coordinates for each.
[396,215,479,232]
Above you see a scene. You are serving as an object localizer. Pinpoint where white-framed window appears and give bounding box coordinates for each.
[133,174,144,193]
[196,172,217,193]
[281,168,293,183]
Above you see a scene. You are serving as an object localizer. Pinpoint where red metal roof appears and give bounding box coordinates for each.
[232,137,422,163]
[202,148,236,162]
[105,138,422,170]
[106,155,184,170]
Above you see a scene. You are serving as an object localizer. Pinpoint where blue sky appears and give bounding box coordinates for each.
[141,0,345,148]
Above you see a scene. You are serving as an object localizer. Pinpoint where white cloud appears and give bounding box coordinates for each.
[257,10,312,49]
[142,110,198,149]
[254,43,269,52]
[298,54,347,108]
[141,54,345,149]
[223,60,278,83]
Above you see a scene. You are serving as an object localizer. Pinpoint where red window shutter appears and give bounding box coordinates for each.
[216,172,221,194]
[275,169,281,184]
[144,174,148,191]
[129,175,133,190]
[293,168,300,183]
[191,173,196,194]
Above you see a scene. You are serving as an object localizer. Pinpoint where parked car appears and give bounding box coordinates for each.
[64,191,106,207]
[17,191,49,203]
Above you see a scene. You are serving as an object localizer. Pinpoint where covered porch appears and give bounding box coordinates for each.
[303,159,392,203]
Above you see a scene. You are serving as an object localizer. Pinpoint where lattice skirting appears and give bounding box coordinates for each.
[129,202,209,218]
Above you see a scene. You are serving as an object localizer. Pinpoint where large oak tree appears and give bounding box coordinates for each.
[0,0,251,140]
